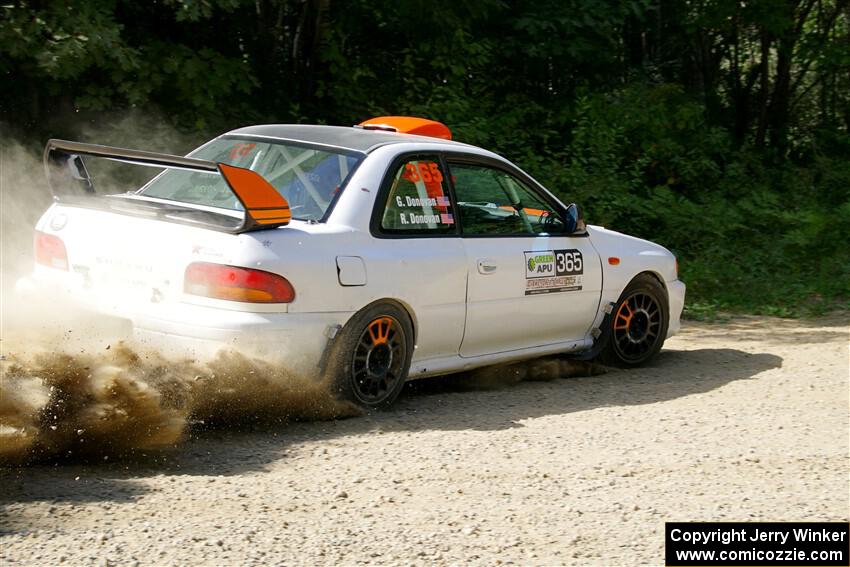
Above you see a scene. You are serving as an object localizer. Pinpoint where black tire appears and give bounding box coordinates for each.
[324,302,414,410]
[599,274,669,367]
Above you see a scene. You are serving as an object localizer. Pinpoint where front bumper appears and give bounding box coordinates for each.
[666,279,686,337]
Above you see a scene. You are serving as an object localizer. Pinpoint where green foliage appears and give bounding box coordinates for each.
[532,84,850,316]
[0,1,256,132]
[1,0,848,316]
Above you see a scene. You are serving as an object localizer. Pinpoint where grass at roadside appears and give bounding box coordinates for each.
[681,257,849,320]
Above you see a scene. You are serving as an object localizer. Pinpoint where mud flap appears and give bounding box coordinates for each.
[317,324,343,374]
[572,301,616,361]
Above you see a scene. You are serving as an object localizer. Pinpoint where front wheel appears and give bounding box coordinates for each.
[599,274,669,367]
[324,302,413,410]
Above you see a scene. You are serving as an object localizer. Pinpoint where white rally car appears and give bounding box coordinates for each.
[24,116,685,408]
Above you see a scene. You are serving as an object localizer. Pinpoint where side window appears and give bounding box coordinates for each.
[449,163,564,236]
[380,156,455,234]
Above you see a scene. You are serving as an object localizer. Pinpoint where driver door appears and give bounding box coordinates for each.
[447,159,602,358]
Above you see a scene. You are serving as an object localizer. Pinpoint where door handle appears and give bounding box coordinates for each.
[477,259,498,274]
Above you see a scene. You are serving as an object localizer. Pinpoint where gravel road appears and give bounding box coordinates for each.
[1,314,848,566]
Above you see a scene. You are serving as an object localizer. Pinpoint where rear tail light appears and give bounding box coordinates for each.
[184,262,295,303]
[34,230,69,270]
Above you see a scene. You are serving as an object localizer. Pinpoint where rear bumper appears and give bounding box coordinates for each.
[666,279,686,337]
[133,305,351,373]
[16,272,352,374]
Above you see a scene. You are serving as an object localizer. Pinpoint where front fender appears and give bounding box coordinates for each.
[586,224,683,337]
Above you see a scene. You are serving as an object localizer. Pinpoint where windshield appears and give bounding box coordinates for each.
[139,137,363,221]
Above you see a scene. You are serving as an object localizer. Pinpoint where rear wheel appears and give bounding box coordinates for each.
[600,274,669,367]
[325,302,413,410]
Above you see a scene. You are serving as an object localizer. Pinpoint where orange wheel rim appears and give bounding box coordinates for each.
[367,317,392,346]
[612,292,663,362]
[614,303,633,331]
[352,315,406,404]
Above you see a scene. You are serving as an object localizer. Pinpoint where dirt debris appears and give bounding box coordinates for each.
[0,343,360,464]
[0,315,847,566]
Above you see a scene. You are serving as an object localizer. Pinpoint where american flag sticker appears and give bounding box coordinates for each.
[436,196,450,207]
[440,213,454,224]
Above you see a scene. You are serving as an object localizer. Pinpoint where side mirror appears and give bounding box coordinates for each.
[564,203,586,234]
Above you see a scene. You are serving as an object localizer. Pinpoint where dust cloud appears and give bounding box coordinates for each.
[0,338,603,465]
[0,113,202,301]
[0,118,357,465]
[1,117,604,466]
[0,343,360,465]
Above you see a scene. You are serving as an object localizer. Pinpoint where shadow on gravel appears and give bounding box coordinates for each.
[394,348,782,428]
[0,474,146,506]
[405,348,767,397]
[0,347,781,517]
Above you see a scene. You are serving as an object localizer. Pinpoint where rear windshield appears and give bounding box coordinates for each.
[139,137,363,221]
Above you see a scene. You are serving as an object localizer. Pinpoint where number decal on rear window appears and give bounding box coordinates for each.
[402,161,444,184]
[380,157,455,234]
[228,143,256,160]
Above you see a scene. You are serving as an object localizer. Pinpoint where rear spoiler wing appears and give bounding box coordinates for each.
[43,139,292,233]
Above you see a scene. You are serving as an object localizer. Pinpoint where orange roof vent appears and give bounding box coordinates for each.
[357,116,452,140]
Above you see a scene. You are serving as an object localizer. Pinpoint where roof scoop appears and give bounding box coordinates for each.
[355,116,452,140]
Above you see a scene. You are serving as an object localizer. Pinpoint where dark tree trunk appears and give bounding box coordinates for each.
[754,30,772,148]
[291,0,330,109]
[253,0,289,118]
[768,35,795,152]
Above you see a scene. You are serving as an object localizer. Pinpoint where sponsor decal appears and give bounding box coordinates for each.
[524,249,584,295]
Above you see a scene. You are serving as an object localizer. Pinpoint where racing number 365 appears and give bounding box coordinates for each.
[403,161,444,183]
[555,249,583,275]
